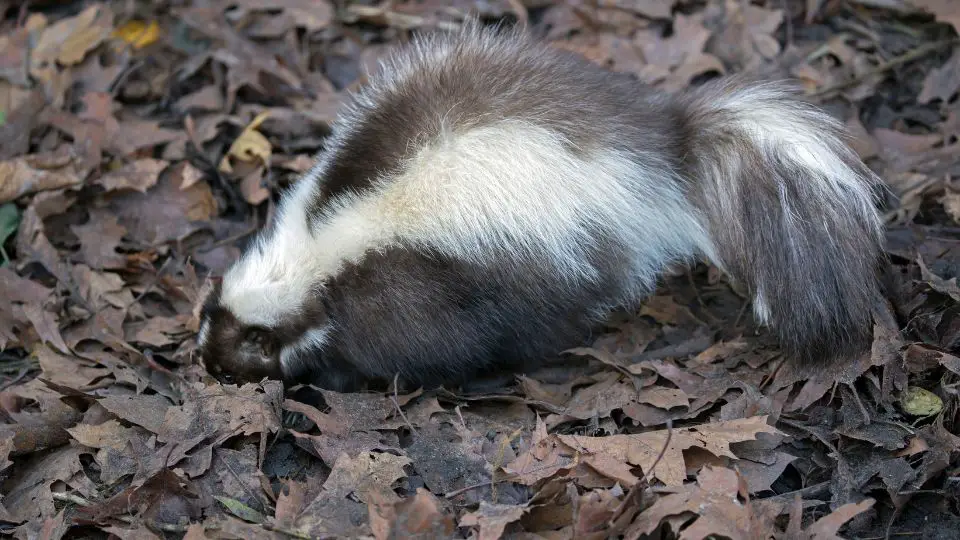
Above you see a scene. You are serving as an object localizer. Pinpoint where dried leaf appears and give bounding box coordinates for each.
[908,0,960,34]
[368,488,455,540]
[219,111,273,174]
[0,150,83,204]
[70,209,127,270]
[626,466,778,538]
[459,501,528,540]
[31,5,113,69]
[506,416,780,487]
[803,499,876,538]
[216,496,266,524]
[899,386,943,416]
[94,158,167,193]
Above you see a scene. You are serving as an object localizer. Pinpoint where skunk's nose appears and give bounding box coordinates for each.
[216,372,236,384]
[205,361,236,384]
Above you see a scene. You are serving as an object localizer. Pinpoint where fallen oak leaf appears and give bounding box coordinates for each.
[322,451,412,503]
[272,479,308,527]
[635,386,690,410]
[34,345,111,389]
[940,350,960,375]
[94,158,168,193]
[543,371,638,427]
[276,449,412,537]
[315,387,422,432]
[0,149,84,204]
[0,266,53,305]
[907,0,960,35]
[0,19,38,89]
[283,398,348,436]
[126,315,192,348]
[106,117,184,158]
[21,305,72,355]
[625,466,780,539]
[105,164,217,245]
[734,451,797,494]
[505,416,781,487]
[70,209,127,270]
[918,47,960,104]
[459,501,529,540]
[802,498,875,539]
[368,488,455,540]
[30,4,114,69]
[0,397,83,458]
[157,381,283,458]
[66,419,144,451]
[1,445,85,523]
[916,254,960,302]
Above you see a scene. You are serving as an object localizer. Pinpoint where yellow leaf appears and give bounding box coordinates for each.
[219,111,272,173]
[112,20,161,49]
[900,386,943,417]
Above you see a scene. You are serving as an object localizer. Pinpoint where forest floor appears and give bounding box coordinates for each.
[1,0,959,538]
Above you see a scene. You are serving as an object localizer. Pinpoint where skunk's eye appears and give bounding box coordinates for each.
[245,328,275,356]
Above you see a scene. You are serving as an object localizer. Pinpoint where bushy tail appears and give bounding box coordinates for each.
[676,75,886,364]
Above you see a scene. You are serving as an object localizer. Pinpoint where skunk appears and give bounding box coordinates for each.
[197,20,886,392]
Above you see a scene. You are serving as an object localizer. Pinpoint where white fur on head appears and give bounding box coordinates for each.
[279,327,333,374]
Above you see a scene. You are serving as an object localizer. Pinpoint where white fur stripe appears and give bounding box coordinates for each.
[219,119,713,328]
[280,327,332,372]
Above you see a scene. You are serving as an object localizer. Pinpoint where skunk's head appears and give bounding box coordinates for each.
[196,269,334,387]
[197,281,281,385]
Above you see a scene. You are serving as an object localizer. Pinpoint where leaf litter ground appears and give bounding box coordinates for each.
[1,0,960,538]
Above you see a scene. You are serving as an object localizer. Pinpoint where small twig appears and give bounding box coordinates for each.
[846,383,872,425]
[885,504,906,540]
[603,422,674,530]
[640,420,673,489]
[109,57,145,98]
[861,533,922,539]
[811,38,960,98]
[444,479,500,499]
[390,373,417,436]
[733,297,752,328]
[767,480,831,503]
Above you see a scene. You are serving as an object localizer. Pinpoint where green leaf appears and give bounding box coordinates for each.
[214,496,266,523]
[0,203,20,266]
[0,110,6,126]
